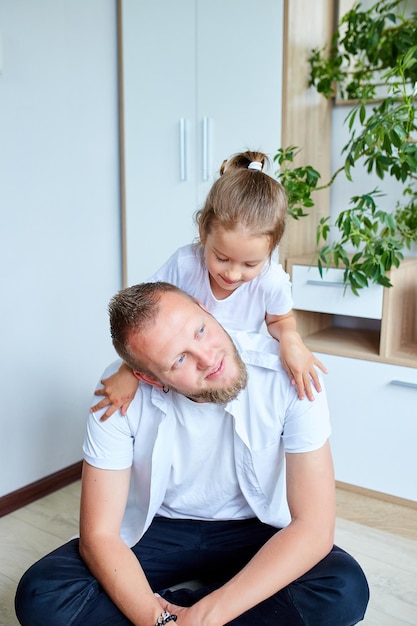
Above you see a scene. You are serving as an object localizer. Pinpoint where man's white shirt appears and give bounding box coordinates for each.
[84,332,331,547]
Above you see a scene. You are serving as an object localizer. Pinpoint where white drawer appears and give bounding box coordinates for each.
[292,264,384,319]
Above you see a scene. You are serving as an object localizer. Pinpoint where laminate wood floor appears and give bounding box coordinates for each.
[336,486,417,542]
[0,482,416,625]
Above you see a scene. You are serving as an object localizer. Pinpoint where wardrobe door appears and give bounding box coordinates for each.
[120,0,284,285]
[196,0,284,205]
[121,0,198,285]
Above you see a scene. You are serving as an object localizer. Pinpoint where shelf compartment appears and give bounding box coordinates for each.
[287,255,417,368]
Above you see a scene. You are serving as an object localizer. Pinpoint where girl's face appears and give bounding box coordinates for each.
[202,226,271,300]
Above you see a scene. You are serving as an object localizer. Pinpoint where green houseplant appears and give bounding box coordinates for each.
[275,0,417,293]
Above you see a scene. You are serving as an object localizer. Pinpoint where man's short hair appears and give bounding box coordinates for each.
[109,281,195,374]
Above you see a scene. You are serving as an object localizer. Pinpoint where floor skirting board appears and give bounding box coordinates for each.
[335,480,417,510]
[0,461,82,518]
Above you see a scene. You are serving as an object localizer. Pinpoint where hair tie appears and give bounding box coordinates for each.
[248,161,263,171]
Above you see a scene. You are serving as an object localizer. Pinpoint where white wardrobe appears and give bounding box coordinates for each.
[119,0,284,285]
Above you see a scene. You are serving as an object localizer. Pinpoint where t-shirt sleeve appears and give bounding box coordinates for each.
[146,244,201,297]
[83,362,135,470]
[264,261,294,317]
[282,376,331,453]
[83,413,134,470]
[147,248,182,285]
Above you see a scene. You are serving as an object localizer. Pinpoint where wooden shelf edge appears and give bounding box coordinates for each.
[303,328,417,368]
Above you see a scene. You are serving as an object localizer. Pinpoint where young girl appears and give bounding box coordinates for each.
[92,150,327,418]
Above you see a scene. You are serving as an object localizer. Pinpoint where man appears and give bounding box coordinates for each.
[15,282,369,625]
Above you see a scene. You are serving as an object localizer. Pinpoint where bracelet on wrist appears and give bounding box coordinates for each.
[156,610,177,625]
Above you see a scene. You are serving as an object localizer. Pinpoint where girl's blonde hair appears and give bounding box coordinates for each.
[195,150,287,254]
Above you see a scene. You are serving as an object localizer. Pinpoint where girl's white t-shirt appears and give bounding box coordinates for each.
[149,244,293,333]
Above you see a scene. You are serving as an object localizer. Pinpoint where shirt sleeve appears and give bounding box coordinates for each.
[83,362,135,470]
[147,244,212,304]
[147,248,181,283]
[282,376,331,453]
[83,413,135,470]
[263,261,294,317]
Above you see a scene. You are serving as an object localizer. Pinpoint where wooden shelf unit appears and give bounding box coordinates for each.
[281,2,417,504]
[287,255,417,368]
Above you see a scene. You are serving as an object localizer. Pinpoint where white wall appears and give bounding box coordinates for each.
[0,1,121,496]
[330,0,417,257]
[330,105,417,257]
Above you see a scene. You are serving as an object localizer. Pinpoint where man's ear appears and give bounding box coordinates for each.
[133,370,163,389]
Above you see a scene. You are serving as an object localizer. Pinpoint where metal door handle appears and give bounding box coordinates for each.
[306,280,345,288]
[179,118,187,181]
[389,380,417,390]
[202,116,210,181]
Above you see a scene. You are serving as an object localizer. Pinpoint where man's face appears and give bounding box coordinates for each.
[129,291,247,403]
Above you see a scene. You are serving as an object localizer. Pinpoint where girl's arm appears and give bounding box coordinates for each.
[90,362,139,421]
[266,311,327,401]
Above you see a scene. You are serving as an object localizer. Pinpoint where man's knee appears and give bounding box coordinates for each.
[15,540,94,626]
[336,548,370,622]
[288,547,369,625]
[318,547,369,624]
[15,559,50,626]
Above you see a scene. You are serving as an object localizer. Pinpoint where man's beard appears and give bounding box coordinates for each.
[170,347,248,404]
